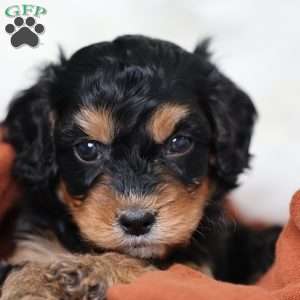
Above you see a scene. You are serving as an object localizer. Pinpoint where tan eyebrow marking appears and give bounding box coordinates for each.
[147,103,189,143]
[75,106,115,144]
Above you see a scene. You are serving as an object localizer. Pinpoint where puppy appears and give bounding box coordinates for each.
[0,35,280,299]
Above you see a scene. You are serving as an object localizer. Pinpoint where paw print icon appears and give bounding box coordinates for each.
[5,16,45,48]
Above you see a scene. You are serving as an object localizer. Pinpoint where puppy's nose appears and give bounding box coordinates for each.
[119,210,155,236]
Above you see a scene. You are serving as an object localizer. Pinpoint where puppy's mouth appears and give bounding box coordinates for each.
[121,243,166,259]
[117,235,167,259]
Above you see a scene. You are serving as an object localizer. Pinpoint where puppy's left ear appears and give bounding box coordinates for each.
[207,73,257,185]
[194,42,257,187]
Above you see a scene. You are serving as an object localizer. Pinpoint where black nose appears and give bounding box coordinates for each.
[119,210,155,236]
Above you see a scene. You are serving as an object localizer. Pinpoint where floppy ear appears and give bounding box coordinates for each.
[207,71,257,187]
[3,64,61,188]
[194,42,257,188]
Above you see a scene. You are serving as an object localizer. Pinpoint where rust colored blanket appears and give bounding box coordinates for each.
[0,139,299,300]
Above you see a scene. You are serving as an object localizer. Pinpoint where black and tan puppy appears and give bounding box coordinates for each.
[0,35,280,299]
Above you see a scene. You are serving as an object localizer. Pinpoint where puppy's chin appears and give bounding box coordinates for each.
[121,244,167,259]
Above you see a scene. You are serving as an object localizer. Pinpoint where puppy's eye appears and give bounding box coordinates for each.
[166,136,194,156]
[74,141,101,162]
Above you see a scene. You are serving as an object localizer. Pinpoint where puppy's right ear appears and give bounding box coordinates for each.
[3,63,62,188]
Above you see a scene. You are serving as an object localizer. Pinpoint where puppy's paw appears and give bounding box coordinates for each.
[46,253,155,299]
[46,259,107,300]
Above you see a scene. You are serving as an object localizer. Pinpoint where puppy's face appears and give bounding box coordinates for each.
[56,100,212,259]
[6,35,256,259]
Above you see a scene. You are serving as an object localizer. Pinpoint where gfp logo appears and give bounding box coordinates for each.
[4,5,46,48]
